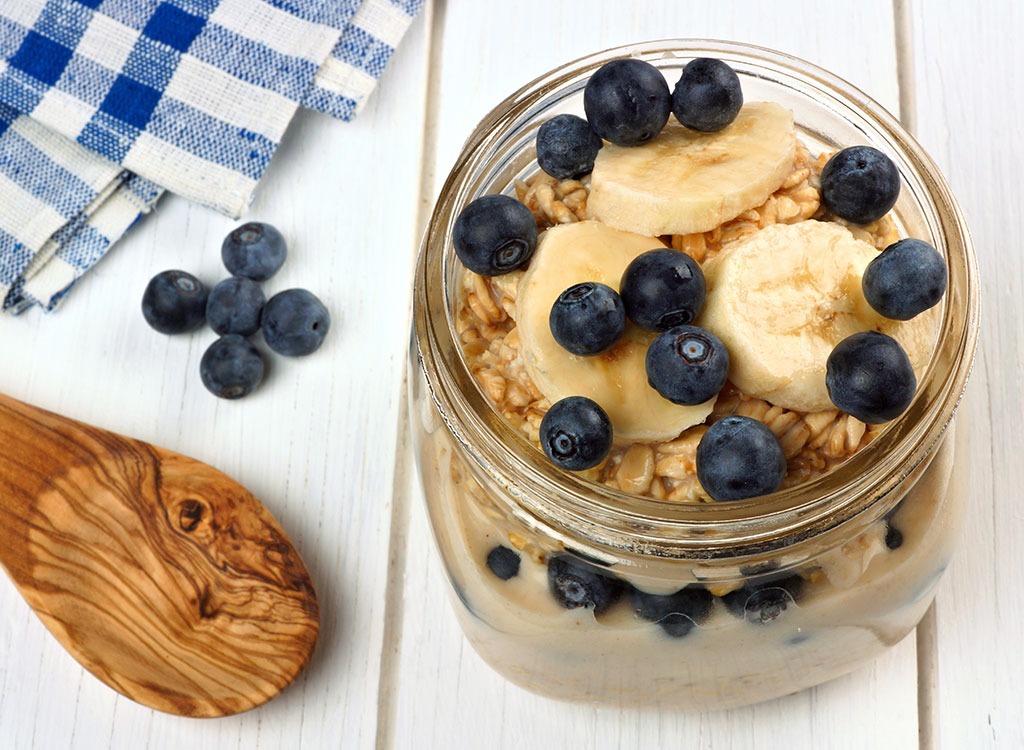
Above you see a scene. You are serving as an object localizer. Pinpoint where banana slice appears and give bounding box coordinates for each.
[516,220,715,442]
[587,102,797,236]
[697,220,937,413]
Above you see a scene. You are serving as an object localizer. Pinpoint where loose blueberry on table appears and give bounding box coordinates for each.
[205,276,266,336]
[141,221,331,399]
[262,288,331,357]
[141,270,208,334]
[200,334,266,399]
[221,221,288,281]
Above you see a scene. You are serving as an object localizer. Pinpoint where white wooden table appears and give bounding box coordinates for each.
[0,2,1018,747]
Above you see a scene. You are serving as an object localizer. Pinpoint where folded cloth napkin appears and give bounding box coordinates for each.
[0,0,423,312]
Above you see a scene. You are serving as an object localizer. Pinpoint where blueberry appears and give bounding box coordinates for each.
[645,325,729,405]
[221,222,287,281]
[549,282,626,356]
[695,416,786,501]
[885,522,904,550]
[536,114,603,180]
[671,57,743,132]
[884,503,905,550]
[583,58,671,146]
[862,238,947,320]
[205,276,266,336]
[826,330,916,423]
[261,288,330,356]
[453,194,537,276]
[632,585,713,638]
[486,545,521,580]
[141,270,208,334]
[547,554,625,614]
[200,334,265,399]
[539,396,613,471]
[722,574,804,624]
[820,146,900,225]
[620,249,706,331]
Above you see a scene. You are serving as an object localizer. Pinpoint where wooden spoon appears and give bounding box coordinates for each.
[0,392,320,718]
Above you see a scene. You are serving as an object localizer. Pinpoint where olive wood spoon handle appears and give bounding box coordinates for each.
[0,392,319,717]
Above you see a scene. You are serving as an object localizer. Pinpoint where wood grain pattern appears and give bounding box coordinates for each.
[0,393,319,718]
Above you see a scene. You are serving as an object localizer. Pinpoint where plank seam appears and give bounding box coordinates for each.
[895,3,939,748]
[374,1,447,748]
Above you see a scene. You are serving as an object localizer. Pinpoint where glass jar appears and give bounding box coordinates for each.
[410,40,979,709]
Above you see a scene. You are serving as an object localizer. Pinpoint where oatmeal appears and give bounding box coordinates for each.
[459,146,900,502]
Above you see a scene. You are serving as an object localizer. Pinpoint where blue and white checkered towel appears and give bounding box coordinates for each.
[0,0,423,312]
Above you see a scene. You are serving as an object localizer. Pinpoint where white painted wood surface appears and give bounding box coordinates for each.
[909,2,1024,748]
[0,2,1016,747]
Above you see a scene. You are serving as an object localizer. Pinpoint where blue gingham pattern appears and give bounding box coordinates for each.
[0,101,162,312]
[0,0,423,311]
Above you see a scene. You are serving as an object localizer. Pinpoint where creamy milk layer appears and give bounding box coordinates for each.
[415,413,964,708]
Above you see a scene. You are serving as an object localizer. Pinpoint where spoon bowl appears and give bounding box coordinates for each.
[0,392,320,717]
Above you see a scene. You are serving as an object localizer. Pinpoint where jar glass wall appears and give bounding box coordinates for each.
[410,40,979,709]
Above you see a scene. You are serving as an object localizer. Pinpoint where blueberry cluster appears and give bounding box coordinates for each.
[540,250,733,474]
[535,56,744,180]
[818,149,948,425]
[489,548,805,637]
[141,222,330,399]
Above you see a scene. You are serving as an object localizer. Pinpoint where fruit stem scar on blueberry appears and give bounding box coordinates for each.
[453,194,537,277]
[539,396,613,471]
[221,221,287,281]
[645,324,728,406]
[620,248,706,332]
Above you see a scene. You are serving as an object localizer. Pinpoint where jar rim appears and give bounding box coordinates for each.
[413,39,979,556]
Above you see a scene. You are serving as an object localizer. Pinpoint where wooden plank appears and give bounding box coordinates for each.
[908,1,1024,747]
[391,2,920,748]
[0,9,432,749]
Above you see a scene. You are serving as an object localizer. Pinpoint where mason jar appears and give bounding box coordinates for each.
[409,39,979,709]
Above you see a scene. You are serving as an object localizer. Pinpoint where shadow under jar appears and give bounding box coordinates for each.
[410,40,979,710]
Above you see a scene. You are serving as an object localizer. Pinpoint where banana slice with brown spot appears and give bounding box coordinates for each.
[587,102,797,236]
[516,220,715,442]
